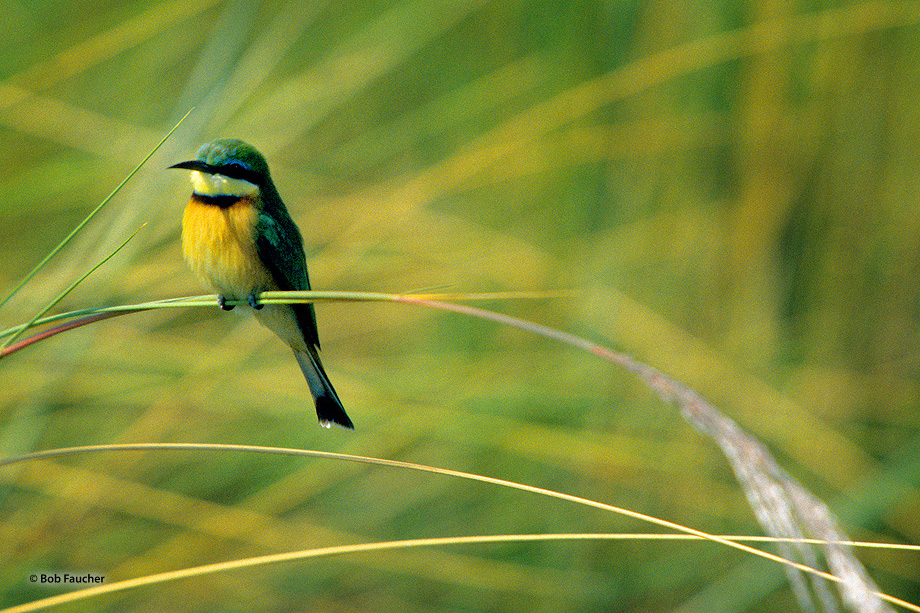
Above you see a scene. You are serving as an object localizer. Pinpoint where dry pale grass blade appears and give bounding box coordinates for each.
[0,290,564,358]
[395,298,903,613]
[583,285,878,491]
[660,375,895,613]
[0,534,757,613]
[1,443,914,613]
[0,292,912,610]
[4,532,913,613]
[0,457,594,605]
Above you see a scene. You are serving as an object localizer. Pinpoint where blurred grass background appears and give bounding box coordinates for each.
[2,0,920,611]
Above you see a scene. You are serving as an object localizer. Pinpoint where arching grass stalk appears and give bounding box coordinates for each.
[0,290,566,358]
[0,290,907,612]
[397,298,898,613]
[0,443,915,613]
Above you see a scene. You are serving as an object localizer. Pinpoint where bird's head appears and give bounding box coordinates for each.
[169,139,271,199]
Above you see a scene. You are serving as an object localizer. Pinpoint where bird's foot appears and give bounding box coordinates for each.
[247,293,263,310]
[217,296,235,311]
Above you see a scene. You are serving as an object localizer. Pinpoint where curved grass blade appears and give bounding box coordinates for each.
[396,298,899,613]
[0,108,192,312]
[1,224,146,353]
[4,532,916,613]
[0,293,903,611]
[0,290,564,358]
[0,443,915,613]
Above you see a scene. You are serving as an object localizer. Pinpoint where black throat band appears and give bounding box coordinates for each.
[191,192,243,209]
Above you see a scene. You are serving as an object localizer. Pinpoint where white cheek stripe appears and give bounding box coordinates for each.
[190,170,259,197]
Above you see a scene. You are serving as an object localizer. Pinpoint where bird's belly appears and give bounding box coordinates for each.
[254,304,308,351]
[182,199,273,297]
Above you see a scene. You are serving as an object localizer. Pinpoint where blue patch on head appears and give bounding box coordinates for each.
[192,139,268,179]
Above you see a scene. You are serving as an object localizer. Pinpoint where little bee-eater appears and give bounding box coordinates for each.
[170,138,353,429]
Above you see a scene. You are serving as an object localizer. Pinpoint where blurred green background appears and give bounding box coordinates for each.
[2,0,920,611]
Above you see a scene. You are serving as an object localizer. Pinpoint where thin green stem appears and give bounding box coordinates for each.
[0,290,561,356]
[0,108,193,312]
[2,224,147,351]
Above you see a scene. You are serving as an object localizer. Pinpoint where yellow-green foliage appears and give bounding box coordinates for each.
[1,1,919,611]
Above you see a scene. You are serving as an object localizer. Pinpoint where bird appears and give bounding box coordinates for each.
[169,138,352,429]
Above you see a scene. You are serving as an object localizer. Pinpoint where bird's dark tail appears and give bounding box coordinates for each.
[293,348,353,430]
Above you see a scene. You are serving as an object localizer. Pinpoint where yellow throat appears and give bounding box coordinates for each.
[180,172,272,298]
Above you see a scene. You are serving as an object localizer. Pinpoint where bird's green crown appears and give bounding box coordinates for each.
[194,139,270,181]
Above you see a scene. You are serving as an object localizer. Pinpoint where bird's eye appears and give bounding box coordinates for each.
[221,162,257,183]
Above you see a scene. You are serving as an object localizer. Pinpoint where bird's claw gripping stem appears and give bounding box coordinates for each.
[217,295,262,310]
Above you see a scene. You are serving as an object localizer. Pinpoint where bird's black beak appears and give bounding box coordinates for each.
[168,160,213,173]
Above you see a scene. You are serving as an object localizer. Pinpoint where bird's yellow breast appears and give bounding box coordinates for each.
[181,197,273,297]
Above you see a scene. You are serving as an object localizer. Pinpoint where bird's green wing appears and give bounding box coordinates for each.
[254,210,321,348]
